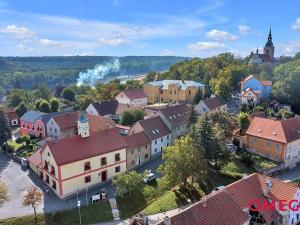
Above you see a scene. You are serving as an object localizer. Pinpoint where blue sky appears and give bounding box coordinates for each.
[0,0,299,57]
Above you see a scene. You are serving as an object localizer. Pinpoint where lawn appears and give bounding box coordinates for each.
[6,141,23,152]
[251,154,278,170]
[222,153,255,174]
[0,202,113,225]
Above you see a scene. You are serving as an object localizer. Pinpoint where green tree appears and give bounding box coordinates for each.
[210,77,231,100]
[61,87,75,102]
[237,112,250,134]
[193,88,203,105]
[159,136,207,188]
[120,109,144,126]
[39,99,50,113]
[0,108,11,147]
[37,84,52,100]
[7,89,24,107]
[0,180,8,207]
[144,71,157,82]
[112,171,144,198]
[187,104,198,133]
[195,114,223,165]
[15,102,28,117]
[277,109,294,120]
[50,98,59,112]
[35,99,41,111]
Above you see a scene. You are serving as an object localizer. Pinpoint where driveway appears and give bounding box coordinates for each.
[0,151,164,219]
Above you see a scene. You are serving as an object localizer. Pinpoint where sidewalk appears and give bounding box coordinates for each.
[90,207,185,225]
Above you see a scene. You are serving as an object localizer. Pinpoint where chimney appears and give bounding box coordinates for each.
[264,177,273,195]
[163,216,171,225]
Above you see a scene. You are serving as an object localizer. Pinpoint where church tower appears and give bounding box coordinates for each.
[78,112,89,138]
[263,27,275,59]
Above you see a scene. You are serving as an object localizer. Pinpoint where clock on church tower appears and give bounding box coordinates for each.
[78,112,89,138]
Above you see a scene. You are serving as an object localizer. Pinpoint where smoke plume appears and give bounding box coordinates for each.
[77,59,120,86]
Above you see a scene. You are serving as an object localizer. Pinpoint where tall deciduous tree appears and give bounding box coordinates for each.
[50,98,59,112]
[61,87,75,102]
[23,186,43,225]
[15,102,28,117]
[39,99,50,113]
[159,136,207,188]
[112,171,144,198]
[0,108,11,147]
[237,112,250,135]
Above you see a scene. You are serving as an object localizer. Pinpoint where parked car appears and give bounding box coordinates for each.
[143,172,156,184]
[226,144,237,152]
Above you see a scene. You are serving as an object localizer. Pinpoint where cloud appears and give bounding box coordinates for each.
[238,25,251,34]
[206,29,238,41]
[160,49,175,56]
[277,40,300,56]
[187,41,225,51]
[98,37,127,46]
[38,38,67,47]
[1,24,35,38]
[15,43,34,52]
[292,18,300,30]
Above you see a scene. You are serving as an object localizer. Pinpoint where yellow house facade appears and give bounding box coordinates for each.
[144,80,205,103]
[29,126,128,199]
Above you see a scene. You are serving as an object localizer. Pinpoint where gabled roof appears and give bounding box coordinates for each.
[28,149,42,168]
[52,111,79,130]
[39,109,74,125]
[246,116,300,144]
[202,96,227,110]
[90,99,119,116]
[155,173,298,225]
[87,114,116,132]
[137,116,170,140]
[4,108,18,120]
[147,80,204,90]
[124,132,150,149]
[20,111,45,123]
[241,87,257,97]
[241,74,257,84]
[261,80,273,86]
[118,89,147,100]
[159,104,190,127]
[241,74,272,87]
[46,128,127,166]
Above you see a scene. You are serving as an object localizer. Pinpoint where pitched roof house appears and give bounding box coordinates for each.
[124,131,151,169]
[86,99,145,120]
[46,111,115,139]
[246,116,300,168]
[195,96,227,115]
[157,104,190,141]
[115,89,147,106]
[20,111,45,136]
[4,107,19,126]
[129,116,171,156]
[156,173,300,225]
[28,128,127,198]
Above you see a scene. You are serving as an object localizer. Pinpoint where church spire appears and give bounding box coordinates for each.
[268,26,272,42]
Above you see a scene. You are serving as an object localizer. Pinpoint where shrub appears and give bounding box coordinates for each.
[240,153,254,167]
[219,170,244,180]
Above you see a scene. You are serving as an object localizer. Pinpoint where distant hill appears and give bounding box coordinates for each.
[0,56,187,90]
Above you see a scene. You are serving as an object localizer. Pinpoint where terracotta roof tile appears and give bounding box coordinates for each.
[136,116,170,140]
[28,149,42,167]
[87,114,116,132]
[124,132,150,149]
[246,116,300,144]
[46,128,127,166]
[159,104,190,127]
[261,80,272,86]
[119,89,147,100]
[202,96,227,110]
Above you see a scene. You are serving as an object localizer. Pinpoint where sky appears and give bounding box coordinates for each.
[0,0,299,57]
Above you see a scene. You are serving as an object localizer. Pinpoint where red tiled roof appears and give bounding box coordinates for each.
[53,111,115,132]
[156,173,298,225]
[157,190,250,225]
[53,111,79,130]
[159,104,190,127]
[246,116,300,144]
[87,114,115,132]
[119,89,147,100]
[202,96,227,110]
[6,111,18,121]
[261,80,272,86]
[124,132,150,149]
[135,116,170,140]
[46,128,127,166]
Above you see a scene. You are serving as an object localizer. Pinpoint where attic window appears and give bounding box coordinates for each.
[152,130,156,134]
[273,132,277,136]
[258,129,262,132]
[156,129,159,134]
[169,116,173,119]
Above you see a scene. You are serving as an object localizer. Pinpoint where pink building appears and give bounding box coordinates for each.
[20,111,45,137]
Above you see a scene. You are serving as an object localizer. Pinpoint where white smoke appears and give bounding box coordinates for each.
[77,59,120,86]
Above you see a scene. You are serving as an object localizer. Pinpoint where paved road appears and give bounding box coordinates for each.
[0,150,163,219]
[277,166,300,181]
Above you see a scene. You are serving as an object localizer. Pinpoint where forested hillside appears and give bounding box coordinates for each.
[0,56,186,91]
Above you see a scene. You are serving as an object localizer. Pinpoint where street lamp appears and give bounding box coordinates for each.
[77,200,82,225]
